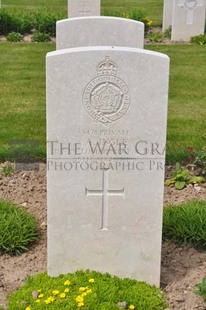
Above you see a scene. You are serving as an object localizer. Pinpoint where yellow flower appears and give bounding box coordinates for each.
[129,305,135,310]
[76,295,84,303]
[38,294,44,298]
[52,290,59,295]
[77,302,84,307]
[25,307,31,310]
[60,293,66,298]
[64,280,71,285]
[81,292,87,297]
[64,288,70,293]
[44,299,52,304]
[88,278,95,283]
[35,299,40,303]
[79,286,86,291]
[47,296,55,302]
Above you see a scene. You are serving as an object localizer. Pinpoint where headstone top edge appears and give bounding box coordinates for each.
[46,46,170,61]
[57,16,145,26]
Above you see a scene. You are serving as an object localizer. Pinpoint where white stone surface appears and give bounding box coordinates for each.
[47,46,169,286]
[162,0,173,31]
[172,0,206,41]
[56,17,144,50]
[68,0,100,18]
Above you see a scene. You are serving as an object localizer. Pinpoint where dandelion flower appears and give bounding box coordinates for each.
[64,288,70,293]
[64,280,71,285]
[25,307,31,310]
[88,278,95,283]
[76,295,84,303]
[77,302,84,307]
[60,293,66,298]
[52,290,59,295]
[79,287,86,292]
[38,294,44,298]
[35,299,40,303]
[129,305,135,310]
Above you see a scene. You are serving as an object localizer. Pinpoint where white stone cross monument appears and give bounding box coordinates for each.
[178,0,205,24]
[68,0,100,18]
[163,0,206,41]
[47,43,169,286]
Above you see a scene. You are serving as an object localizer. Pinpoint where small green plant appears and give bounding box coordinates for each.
[0,162,15,176]
[164,25,172,39]
[190,34,206,45]
[186,145,206,176]
[0,200,38,255]
[32,32,51,42]
[6,32,23,42]
[165,163,204,189]
[8,270,168,310]
[195,276,206,302]
[163,200,206,250]
[147,31,164,43]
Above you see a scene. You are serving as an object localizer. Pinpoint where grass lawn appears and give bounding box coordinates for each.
[0,42,205,162]
[146,44,206,162]
[2,0,163,26]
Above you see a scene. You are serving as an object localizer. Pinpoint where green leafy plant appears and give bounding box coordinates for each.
[147,31,164,42]
[0,200,38,255]
[102,9,152,33]
[0,162,15,176]
[163,200,206,250]
[186,145,206,176]
[33,10,63,37]
[32,32,51,42]
[8,270,168,310]
[6,31,23,42]
[195,276,206,302]
[165,163,204,189]
[164,25,172,39]
[0,9,32,35]
[190,34,206,45]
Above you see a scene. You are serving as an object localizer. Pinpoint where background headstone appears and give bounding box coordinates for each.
[56,17,144,50]
[47,46,169,286]
[68,0,100,18]
[171,0,206,41]
[162,0,173,31]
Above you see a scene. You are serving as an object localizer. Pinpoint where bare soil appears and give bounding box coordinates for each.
[0,164,206,309]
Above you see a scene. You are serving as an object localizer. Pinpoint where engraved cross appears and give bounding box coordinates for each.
[178,0,204,24]
[85,169,125,230]
[78,4,90,16]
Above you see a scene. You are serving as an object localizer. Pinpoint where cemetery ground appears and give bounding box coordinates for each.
[0,164,206,309]
[1,2,206,309]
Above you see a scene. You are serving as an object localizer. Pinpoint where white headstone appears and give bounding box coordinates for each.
[47,45,169,286]
[68,0,100,18]
[171,0,206,41]
[56,17,144,50]
[162,0,173,31]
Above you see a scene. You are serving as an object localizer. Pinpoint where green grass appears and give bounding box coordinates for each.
[0,42,55,160]
[2,0,163,26]
[163,200,206,250]
[8,270,167,310]
[0,199,38,255]
[0,43,206,162]
[146,44,206,163]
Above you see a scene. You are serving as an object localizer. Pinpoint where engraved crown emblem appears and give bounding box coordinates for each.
[97,56,118,76]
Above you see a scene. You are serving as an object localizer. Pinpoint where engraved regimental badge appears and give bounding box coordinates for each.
[83,56,131,126]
